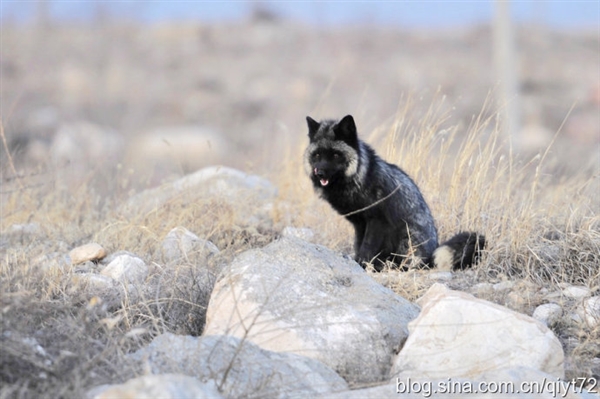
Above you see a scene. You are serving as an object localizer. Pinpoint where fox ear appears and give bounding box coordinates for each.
[306,116,320,140]
[335,115,358,147]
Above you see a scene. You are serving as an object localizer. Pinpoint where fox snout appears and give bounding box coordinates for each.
[313,167,330,187]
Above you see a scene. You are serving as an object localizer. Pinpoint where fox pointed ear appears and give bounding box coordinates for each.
[306,116,320,140]
[335,115,358,147]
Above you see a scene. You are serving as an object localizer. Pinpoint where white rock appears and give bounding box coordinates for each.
[532,303,563,326]
[100,254,148,285]
[578,296,600,328]
[89,374,222,399]
[128,333,348,398]
[69,243,107,265]
[391,284,564,380]
[204,237,419,384]
[161,226,219,264]
[562,285,591,299]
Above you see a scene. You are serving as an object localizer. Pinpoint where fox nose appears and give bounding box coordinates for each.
[314,168,325,178]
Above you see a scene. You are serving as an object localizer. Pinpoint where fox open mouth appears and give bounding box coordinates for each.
[314,168,330,186]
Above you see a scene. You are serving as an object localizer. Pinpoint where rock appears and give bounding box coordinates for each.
[160,227,219,265]
[69,243,107,265]
[562,285,591,300]
[391,284,564,380]
[281,226,315,242]
[68,273,123,308]
[89,374,223,399]
[578,296,600,328]
[128,333,348,398]
[100,254,148,285]
[204,237,419,384]
[121,166,276,229]
[533,303,563,327]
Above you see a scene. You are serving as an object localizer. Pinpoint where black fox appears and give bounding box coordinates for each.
[304,114,485,271]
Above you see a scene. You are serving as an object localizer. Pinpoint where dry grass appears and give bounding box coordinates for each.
[1,98,599,397]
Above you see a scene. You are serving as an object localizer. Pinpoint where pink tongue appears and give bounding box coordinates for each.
[320,179,329,186]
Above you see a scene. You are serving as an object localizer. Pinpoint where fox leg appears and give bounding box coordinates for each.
[356,219,388,270]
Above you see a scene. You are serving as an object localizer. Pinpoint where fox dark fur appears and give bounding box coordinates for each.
[304,114,485,271]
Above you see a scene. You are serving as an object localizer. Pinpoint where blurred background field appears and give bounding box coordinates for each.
[1,2,599,397]
[1,1,598,190]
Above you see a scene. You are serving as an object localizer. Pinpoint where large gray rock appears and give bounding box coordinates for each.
[203,237,419,384]
[129,333,347,398]
[121,166,276,228]
[391,284,564,380]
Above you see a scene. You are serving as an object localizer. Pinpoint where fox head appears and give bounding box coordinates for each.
[304,115,361,188]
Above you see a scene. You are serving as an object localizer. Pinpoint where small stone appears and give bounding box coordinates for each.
[100,254,148,285]
[161,227,219,264]
[69,243,107,265]
[533,303,563,326]
[562,285,591,299]
[578,296,600,328]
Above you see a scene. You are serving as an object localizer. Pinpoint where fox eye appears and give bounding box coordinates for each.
[333,153,340,159]
[314,153,321,159]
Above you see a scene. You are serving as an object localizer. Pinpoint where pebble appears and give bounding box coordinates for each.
[69,243,107,265]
